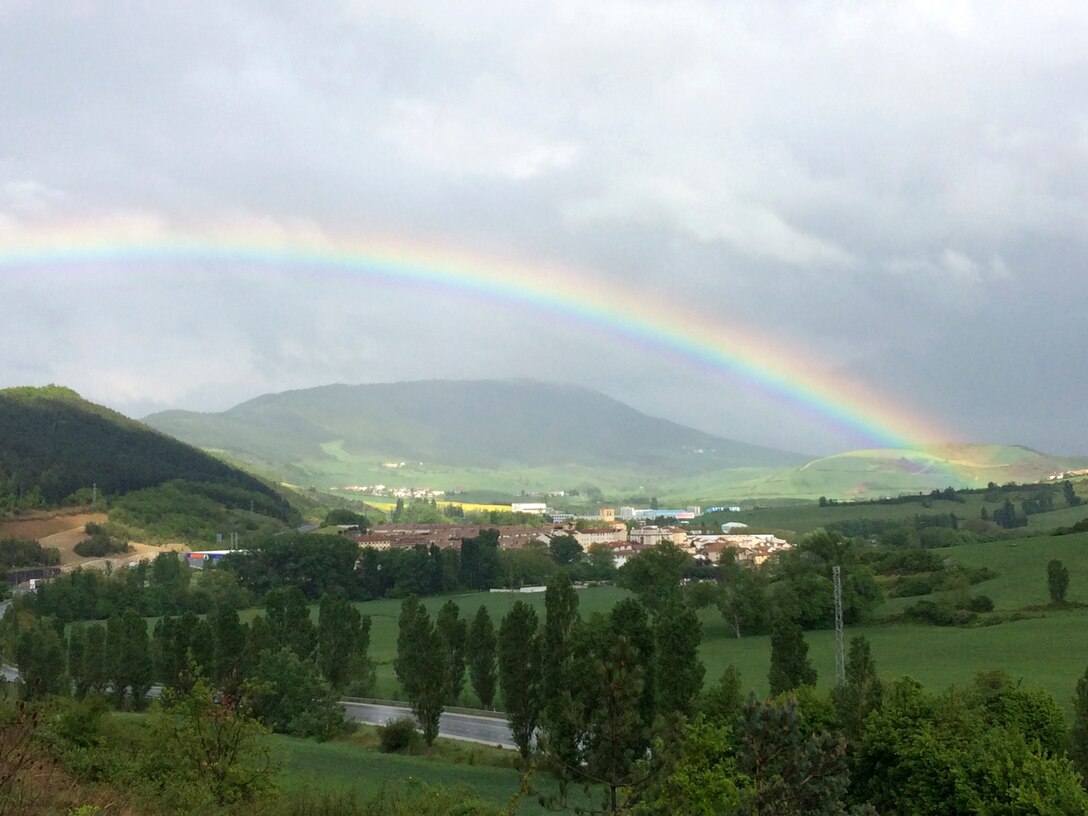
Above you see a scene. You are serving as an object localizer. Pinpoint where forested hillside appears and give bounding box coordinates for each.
[0,385,292,522]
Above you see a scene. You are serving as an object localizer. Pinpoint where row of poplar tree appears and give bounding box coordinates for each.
[12,585,372,740]
[393,571,703,807]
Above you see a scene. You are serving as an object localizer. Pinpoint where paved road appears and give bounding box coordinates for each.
[342,701,516,749]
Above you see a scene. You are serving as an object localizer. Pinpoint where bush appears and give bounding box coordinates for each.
[378,717,420,753]
[891,573,942,598]
[73,534,128,558]
[966,594,995,613]
[903,600,958,626]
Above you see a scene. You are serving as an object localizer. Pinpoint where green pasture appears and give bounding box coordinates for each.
[713,487,1088,536]
[355,586,632,699]
[352,532,1088,714]
[272,732,596,814]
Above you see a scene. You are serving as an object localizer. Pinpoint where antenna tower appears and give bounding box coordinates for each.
[833,565,845,685]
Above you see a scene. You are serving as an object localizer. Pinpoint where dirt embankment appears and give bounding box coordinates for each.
[1,510,187,569]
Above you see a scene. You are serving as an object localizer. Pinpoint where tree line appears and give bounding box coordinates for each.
[7,584,372,740]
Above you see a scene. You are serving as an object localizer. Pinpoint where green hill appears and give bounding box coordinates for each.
[143,380,1088,501]
[144,379,808,494]
[713,444,1088,501]
[0,385,294,527]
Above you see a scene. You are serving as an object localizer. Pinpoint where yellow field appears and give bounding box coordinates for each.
[364,499,510,514]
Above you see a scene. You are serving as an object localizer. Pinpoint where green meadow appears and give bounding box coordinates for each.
[351,530,1088,714]
[271,731,598,814]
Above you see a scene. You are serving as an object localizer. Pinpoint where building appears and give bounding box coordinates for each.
[511,502,548,514]
[628,526,688,547]
[687,534,792,566]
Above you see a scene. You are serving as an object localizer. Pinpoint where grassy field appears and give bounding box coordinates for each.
[351,530,1088,715]
[355,586,631,699]
[711,483,1088,536]
[271,730,597,814]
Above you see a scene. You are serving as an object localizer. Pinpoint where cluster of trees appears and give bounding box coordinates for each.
[394,571,705,811]
[73,521,129,557]
[677,532,884,638]
[0,536,60,570]
[8,584,372,740]
[226,529,614,604]
[16,551,247,623]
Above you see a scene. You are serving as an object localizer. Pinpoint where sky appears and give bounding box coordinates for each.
[1,1,1087,457]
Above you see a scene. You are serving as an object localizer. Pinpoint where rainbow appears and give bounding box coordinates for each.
[0,219,958,456]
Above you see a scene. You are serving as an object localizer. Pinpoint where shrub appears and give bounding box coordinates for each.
[378,717,420,754]
[966,595,995,613]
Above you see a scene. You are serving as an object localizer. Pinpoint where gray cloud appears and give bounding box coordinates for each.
[2,1,1087,455]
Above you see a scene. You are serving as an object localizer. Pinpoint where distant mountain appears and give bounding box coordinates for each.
[144,379,808,490]
[0,385,292,519]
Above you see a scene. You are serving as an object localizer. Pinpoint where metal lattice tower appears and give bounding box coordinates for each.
[833,565,845,685]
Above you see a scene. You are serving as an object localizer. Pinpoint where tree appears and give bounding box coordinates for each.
[636,716,748,816]
[853,677,1088,815]
[549,534,583,566]
[1047,559,1070,606]
[718,550,769,638]
[498,601,541,759]
[736,695,851,816]
[212,604,247,689]
[654,601,704,717]
[120,608,153,709]
[700,665,744,726]
[82,623,108,696]
[1063,480,1082,507]
[768,617,816,696]
[616,542,690,614]
[436,600,468,705]
[14,619,65,700]
[316,590,370,692]
[466,605,497,709]
[539,571,584,773]
[67,625,87,699]
[460,529,502,590]
[582,637,652,814]
[394,597,446,745]
[154,660,277,806]
[265,587,315,660]
[831,635,883,740]
[1072,665,1088,780]
[249,647,343,739]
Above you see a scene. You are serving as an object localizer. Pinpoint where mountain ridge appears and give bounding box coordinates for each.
[144,379,808,475]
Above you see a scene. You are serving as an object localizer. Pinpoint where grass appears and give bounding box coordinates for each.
[356,586,631,699]
[697,530,1088,714]
[349,531,1088,716]
[271,730,599,814]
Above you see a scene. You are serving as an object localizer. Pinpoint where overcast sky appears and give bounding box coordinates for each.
[1,1,1086,456]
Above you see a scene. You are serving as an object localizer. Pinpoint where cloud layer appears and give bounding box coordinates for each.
[2,1,1087,455]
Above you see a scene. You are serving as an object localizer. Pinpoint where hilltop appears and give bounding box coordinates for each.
[143,379,807,494]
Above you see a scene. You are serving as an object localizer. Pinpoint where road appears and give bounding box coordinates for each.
[342,701,516,749]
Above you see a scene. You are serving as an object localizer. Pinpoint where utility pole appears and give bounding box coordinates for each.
[833,565,845,685]
[92,482,97,506]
